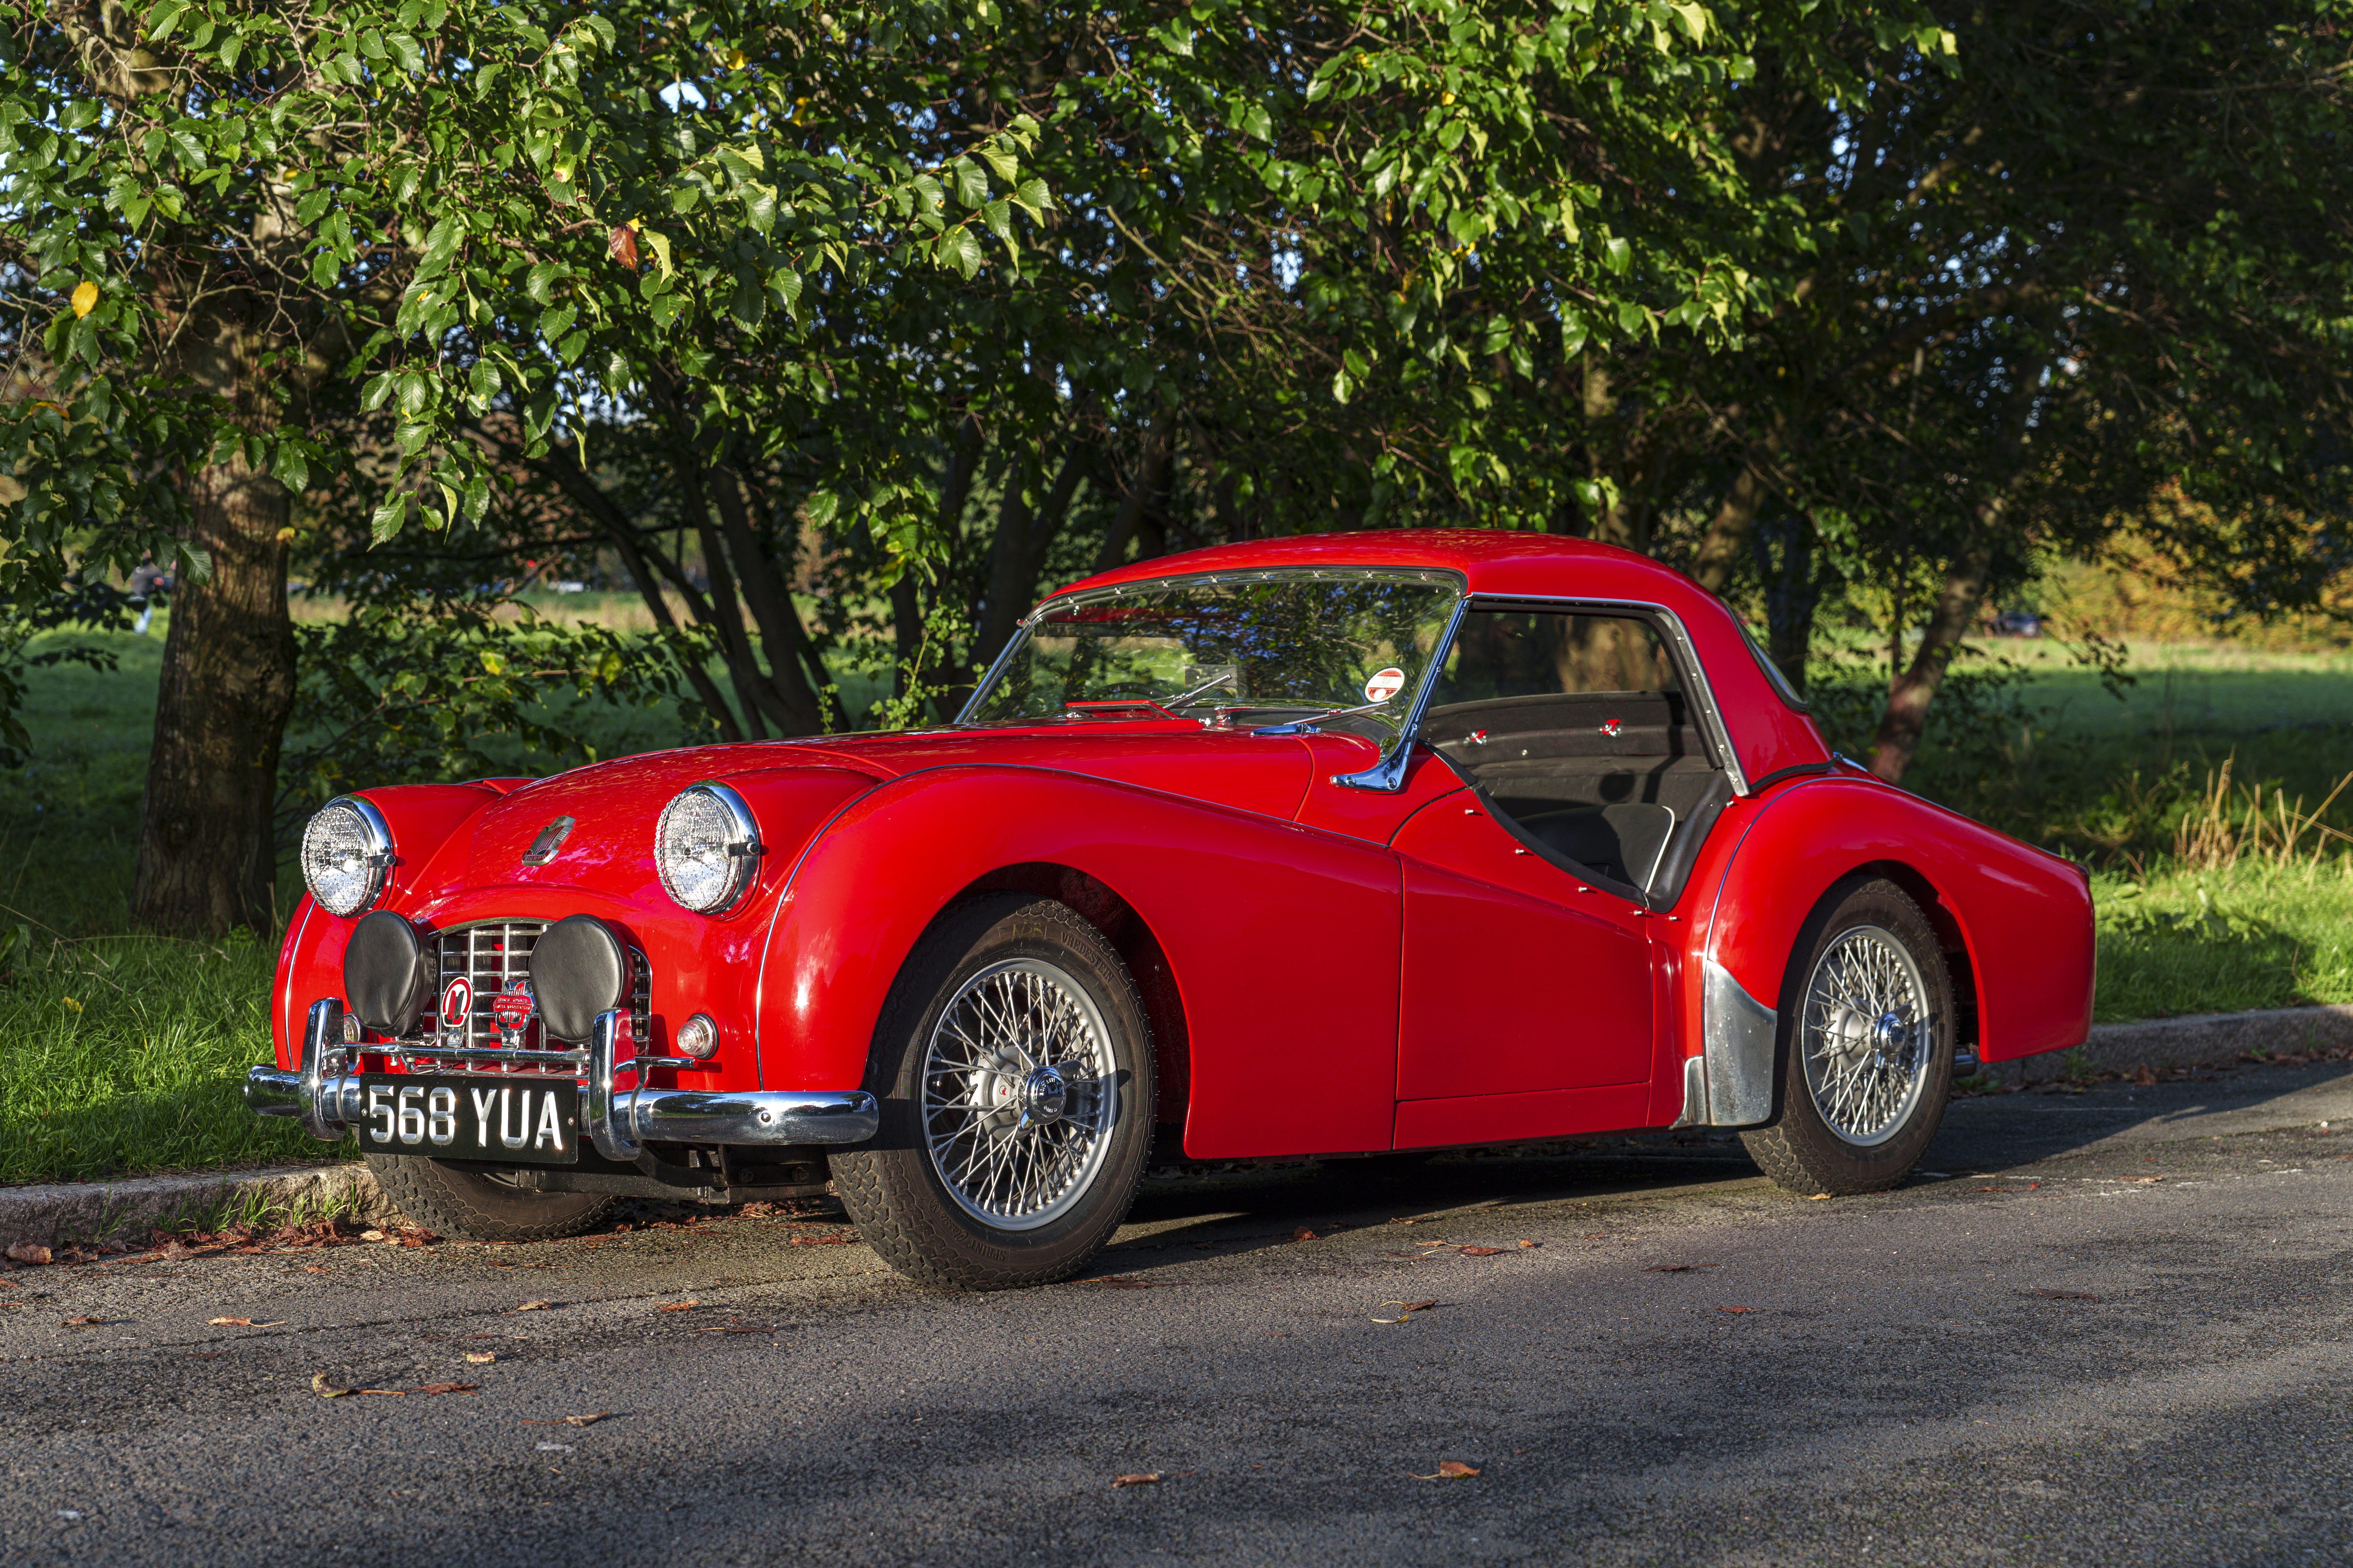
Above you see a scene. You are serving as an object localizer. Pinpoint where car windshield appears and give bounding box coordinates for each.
[964,570,1463,748]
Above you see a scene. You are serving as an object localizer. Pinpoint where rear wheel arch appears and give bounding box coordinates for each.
[1847,858,1981,1061]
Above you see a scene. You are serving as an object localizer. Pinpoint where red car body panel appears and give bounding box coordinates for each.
[272,529,2095,1161]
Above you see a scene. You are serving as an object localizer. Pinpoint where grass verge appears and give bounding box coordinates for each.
[0,933,347,1185]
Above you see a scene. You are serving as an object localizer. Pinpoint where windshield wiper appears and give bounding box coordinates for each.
[1158,669,1238,709]
[1249,697,1399,737]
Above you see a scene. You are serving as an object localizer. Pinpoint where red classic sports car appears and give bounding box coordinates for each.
[249,530,2095,1288]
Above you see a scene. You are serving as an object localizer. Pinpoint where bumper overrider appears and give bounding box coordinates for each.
[247,998,879,1161]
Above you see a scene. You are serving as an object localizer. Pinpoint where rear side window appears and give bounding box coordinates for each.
[1430,611,1681,704]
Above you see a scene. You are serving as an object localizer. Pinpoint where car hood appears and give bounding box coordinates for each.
[415,722,1326,913]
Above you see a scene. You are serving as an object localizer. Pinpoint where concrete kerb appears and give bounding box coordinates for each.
[1980,1002,2353,1086]
[6,1002,2353,1250]
[0,1160,387,1254]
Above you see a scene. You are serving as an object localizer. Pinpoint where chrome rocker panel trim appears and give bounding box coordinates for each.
[249,999,879,1159]
[1670,960,1780,1128]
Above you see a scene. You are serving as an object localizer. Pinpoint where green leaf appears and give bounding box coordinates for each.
[1603,235,1632,274]
[275,447,310,493]
[370,494,411,544]
[975,144,1019,184]
[983,200,1013,245]
[802,490,841,527]
[951,158,989,208]
[1012,178,1050,221]
[941,226,985,279]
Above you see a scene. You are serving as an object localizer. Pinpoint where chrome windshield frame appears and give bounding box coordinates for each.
[953,565,1471,748]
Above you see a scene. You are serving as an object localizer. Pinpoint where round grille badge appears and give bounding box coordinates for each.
[492,980,535,1044]
[438,975,473,1030]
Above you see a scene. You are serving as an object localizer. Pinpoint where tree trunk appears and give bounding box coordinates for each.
[1094,410,1174,573]
[1747,506,1823,693]
[134,442,296,934]
[1867,543,1992,785]
[971,436,1089,673]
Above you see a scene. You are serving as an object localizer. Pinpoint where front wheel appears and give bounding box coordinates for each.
[832,895,1156,1291]
[362,1152,614,1242]
[1741,876,1955,1196]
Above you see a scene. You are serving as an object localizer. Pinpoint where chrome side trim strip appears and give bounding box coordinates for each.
[1701,959,1779,1127]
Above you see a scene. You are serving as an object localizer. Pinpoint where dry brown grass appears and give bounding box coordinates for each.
[2173,755,2353,870]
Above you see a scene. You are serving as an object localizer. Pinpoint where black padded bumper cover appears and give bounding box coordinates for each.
[528,914,629,1042]
[344,910,429,1034]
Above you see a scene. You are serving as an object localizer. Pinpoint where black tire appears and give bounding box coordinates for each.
[833,894,1156,1291]
[1740,875,1955,1196]
[362,1152,614,1242]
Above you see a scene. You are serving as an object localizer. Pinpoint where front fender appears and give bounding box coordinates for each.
[756,765,1404,1158]
[1701,776,2094,1064]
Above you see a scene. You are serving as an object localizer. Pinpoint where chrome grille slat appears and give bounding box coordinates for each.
[394,920,652,1078]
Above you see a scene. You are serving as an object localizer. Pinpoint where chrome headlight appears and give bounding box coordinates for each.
[654,782,761,914]
[300,797,393,917]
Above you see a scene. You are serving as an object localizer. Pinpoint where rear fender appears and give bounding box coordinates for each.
[756,765,1403,1158]
[1701,777,2093,1065]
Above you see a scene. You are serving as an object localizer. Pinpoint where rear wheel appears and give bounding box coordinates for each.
[1741,876,1955,1196]
[833,895,1155,1290]
[362,1153,614,1242]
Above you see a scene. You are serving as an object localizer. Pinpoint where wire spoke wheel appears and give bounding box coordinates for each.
[1798,924,1934,1148]
[920,958,1120,1231]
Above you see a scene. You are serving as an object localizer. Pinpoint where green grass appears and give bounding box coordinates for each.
[0,933,343,1184]
[2091,860,2353,1023]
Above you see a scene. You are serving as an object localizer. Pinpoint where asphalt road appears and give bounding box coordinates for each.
[8,1062,2353,1567]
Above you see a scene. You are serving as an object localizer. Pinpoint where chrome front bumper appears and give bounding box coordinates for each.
[247,999,879,1161]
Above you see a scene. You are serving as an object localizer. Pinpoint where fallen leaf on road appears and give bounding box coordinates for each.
[1718,1306,1754,1314]
[2033,1290,2100,1301]
[657,1300,701,1312]
[419,1383,478,1396]
[2133,1064,2157,1086]
[1411,1460,1481,1479]
[61,1315,122,1328]
[2122,1175,2164,1184]
[1518,1240,1541,1248]
[1372,1298,1441,1324]
[522,1412,610,1427]
[1646,1264,1716,1273]
[1111,1472,1161,1488]
[360,1230,387,1243]
[5,1244,52,1265]
[1293,1227,1320,1241]
[514,1300,554,1312]
[535,1441,573,1452]
[1456,1246,1505,1257]
[312,1373,402,1398]
[787,1233,857,1246]
[1387,1216,1420,1225]
[465,1351,496,1364]
[1807,1193,1832,1201]
[207,1316,285,1328]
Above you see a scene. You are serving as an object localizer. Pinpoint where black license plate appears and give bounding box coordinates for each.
[351,1074,580,1165]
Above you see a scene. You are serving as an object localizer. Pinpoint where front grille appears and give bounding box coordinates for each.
[394,920,651,1076]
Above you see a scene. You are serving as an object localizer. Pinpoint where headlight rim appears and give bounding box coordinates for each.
[301,795,395,918]
[654,780,762,915]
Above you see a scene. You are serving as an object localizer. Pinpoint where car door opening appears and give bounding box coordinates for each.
[1421,607,1733,902]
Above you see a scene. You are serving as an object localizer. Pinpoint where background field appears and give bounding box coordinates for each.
[5,617,2351,1184]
